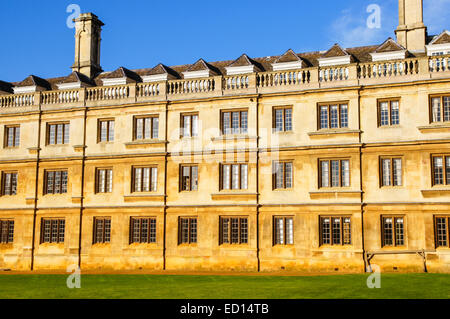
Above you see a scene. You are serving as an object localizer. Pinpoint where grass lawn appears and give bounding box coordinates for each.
[0,273,448,299]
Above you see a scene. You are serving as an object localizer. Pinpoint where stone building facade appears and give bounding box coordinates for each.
[0,0,449,273]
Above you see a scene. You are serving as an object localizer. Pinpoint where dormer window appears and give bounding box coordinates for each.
[142,64,179,83]
[370,38,407,62]
[100,67,141,86]
[13,75,50,94]
[426,31,450,56]
[182,59,219,79]
[318,44,352,67]
[225,54,261,75]
[271,49,303,71]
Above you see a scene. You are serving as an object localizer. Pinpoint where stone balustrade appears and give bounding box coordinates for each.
[429,54,450,73]
[1,56,449,111]
[358,57,420,79]
[42,90,80,104]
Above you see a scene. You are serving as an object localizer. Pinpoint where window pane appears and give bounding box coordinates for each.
[149,218,156,243]
[57,124,63,144]
[15,127,20,146]
[7,127,14,147]
[192,115,199,137]
[221,218,229,244]
[432,97,441,122]
[321,218,331,245]
[331,160,340,187]
[320,106,329,129]
[64,124,70,144]
[241,111,248,134]
[380,102,389,126]
[330,105,338,128]
[275,109,283,132]
[393,159,402,186]
[395,218,404,246]
[275,162,284,189]
[285,163,293,188]
[191,167,198,191]
[332,218,341,245]
[107,170,113,193]
[189,218,197,243]
[143,167,150,192]
[136,118,143,139]
[340,104,348,128]
[98,170,105,193]
[391,101,399,125]
[286,218,293,244]
[231,112,239,134]
[108,121,114,141]
[434,157,444,185]
[436,218,448,247]
[151,167,158,192]
[4,173,11,195]
[231,165,239,189]
[100,121,107,142]
[341,160,350,187]
[383,218,393,246]
[444,97,450,122]
[275,218,284,245]
[382,159,392,186]
[223,113,231,135]
[343,218,351,245]
[10,173,18,195]
[134,168,142,192]
[231,218,239,244]
[241,165,248,190]
[183,115,191,137]
[240,218,248,244]
[285,109,292,131]
[446,157,450,185]
[144,118,152,139]
[222,165,230,190]
[46,171,54,194]
[321,161,329,188]
[48,125,55,145]
[54,171,61,194]
[152,117,159,139]
[61,171,68,194]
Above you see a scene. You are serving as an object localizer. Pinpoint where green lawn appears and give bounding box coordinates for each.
[0,274,448,299]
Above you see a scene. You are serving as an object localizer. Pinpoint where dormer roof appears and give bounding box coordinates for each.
[318,44,353,66]
[373,38,406,53]
[271,49,304,71]
[141,63,179,82]
[426,31,450,56]
[183,59,220,79]
[370,38,407,61]
[13,75,51,94]
[99,67,142,86]
[225,54,262,75]
[57,71,94,90]
[429,30,450,45]
[322,44,350,58]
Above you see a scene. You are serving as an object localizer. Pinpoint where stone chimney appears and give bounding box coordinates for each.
[71,13,104,79]
[395,0,427,52]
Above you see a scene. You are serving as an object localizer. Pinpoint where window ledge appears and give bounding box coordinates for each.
[418,124,450,133]
[421,189,450,197]
[211,193,258,201]
[71,196,83,204]
[309,190,362,199]
[211,135,257,142]
[308,129,361,138]
[124,140,167,148]
[123,194,165,202]
[378,125,402,129]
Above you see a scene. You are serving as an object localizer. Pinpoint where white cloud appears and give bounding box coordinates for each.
[329,2,396,48]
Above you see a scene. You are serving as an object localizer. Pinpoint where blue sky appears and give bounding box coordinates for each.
[0,0,448,82]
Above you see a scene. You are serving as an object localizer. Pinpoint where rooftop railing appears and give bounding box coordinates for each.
[1,55,449,110]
